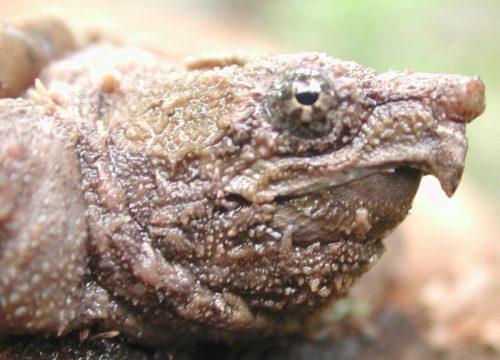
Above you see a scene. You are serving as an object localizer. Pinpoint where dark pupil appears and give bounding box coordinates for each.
[295,90,319,106]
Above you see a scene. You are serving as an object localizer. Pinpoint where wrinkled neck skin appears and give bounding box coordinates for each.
[35,48,483,344]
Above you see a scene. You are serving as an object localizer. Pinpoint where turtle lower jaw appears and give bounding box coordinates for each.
[273,165,416,199]
[269,167,422,246]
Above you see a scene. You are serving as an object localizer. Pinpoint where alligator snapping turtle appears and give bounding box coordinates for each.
[0,16,485,350]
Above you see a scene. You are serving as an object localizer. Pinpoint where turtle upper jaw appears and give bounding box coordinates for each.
[225,119,467,203]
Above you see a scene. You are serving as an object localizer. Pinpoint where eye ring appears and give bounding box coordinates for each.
[266,69,337,139]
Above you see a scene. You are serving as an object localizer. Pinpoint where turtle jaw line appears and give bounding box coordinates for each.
[226,164,422,205]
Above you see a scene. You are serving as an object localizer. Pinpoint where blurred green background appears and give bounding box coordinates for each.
[172,0,499,208]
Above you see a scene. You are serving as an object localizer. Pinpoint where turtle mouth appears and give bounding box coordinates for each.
[223,165,420,209]
[273,165,417,199]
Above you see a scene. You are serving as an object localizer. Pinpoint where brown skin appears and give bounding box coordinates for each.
[0,19,485,349]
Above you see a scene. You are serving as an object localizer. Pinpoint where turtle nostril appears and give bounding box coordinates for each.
[462,77,486,122]
[439,76,485,124]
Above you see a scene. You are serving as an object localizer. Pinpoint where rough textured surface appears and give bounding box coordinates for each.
[0,18,485,356]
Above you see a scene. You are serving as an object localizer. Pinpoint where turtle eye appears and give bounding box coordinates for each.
[267,69,337,139]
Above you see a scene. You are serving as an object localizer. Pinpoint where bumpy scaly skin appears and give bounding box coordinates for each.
[0,20,485,347]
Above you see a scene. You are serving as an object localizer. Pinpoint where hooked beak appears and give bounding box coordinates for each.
[429,75,485,195]
[366,72,485,196]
